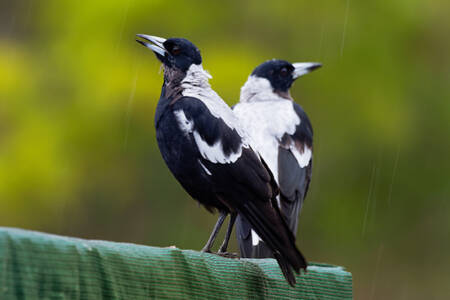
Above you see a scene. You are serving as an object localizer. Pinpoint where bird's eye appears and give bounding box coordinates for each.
[280,67,289,77]
[171,46,181,56]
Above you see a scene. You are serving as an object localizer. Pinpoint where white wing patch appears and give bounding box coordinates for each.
[193,132,242,164]
[174,108,244,164]
[198,160,212,175]
[291,145,312,168]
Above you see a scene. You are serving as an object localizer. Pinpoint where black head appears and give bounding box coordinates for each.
[251,59,321,93]
[136,35,202,72]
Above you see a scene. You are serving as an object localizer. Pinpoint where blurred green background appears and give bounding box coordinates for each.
[1,0,449,298]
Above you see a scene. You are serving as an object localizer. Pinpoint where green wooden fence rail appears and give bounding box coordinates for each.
[0,227,352,299]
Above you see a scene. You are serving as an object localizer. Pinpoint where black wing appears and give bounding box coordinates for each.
[171,97,273,200]
[172,97,306,285]
[278,102,313,234]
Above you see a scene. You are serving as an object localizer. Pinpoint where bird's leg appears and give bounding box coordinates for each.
[218,213,237,255]
[201,211,227,253]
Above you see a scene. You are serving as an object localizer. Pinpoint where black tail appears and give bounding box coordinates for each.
[236,195,304,260]
[273,251,297,287]
[238,200,307,286]
[235,215,274,258]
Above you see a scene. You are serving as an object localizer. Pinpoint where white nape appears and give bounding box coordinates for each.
[240,76,286,103]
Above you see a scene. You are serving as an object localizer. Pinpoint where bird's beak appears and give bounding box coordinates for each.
[136,34,167,61]
[292,62,322,79]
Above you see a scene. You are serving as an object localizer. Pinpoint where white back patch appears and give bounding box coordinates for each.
[233,99,312,208]
[233,100,300,183]
[291,146,312,168]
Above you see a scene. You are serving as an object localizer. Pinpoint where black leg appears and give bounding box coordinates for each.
[218,213,237,253]
[201,211,227,253]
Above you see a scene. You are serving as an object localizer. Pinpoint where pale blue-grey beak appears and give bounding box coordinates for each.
[136,34,167,56]
[292,62,322,79]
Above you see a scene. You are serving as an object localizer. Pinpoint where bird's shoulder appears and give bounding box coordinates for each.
[277,101,313,203]
[281,102,313,151]
[292,102,313,138]
[181,87,247,139]
[170,96,246,164]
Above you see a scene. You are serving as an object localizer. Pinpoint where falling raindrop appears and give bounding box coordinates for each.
[387,145,400,206]
[362,163,376,236]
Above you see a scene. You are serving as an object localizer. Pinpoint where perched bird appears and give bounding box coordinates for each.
[136,35,306,285]
[233,59,320,259]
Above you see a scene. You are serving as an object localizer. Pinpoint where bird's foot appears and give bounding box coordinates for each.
[201,247,212,253]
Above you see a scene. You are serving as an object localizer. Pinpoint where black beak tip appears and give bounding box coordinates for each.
[309,63,322,71]
[136,39,146,46]
[135,34,146,40]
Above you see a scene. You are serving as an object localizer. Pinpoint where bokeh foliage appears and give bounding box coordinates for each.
[1,0,449,298]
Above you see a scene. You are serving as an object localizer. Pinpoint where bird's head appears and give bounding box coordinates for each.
[240,59,321,102]
[136,34,202,73]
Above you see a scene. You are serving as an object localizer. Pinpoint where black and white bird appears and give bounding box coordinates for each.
[136,35,306,285]
[233,59,320,259]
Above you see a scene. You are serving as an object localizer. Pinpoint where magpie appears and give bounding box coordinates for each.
[233,59,321,259]
[136,35,306,285]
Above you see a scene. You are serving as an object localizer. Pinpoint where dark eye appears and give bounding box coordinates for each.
[280,67,289,77]
[171,46,181,56]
